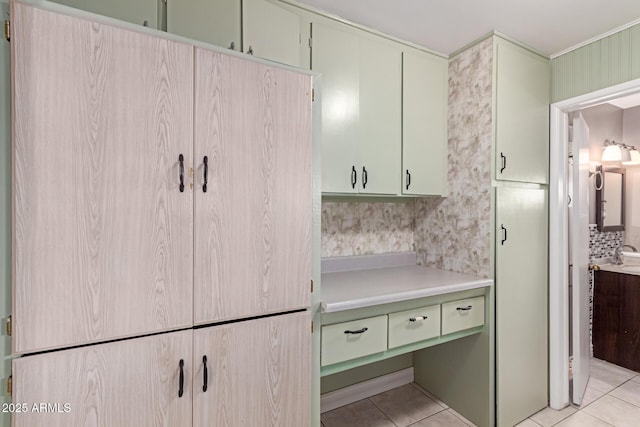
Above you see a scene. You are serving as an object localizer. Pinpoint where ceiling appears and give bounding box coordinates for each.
[295,0,640,57]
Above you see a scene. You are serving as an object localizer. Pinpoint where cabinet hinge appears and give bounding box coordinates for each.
[7,376,11,397]
[311,321,314,334]
[312,89,315,102]
[6,316,11,336]
[4,20,9,42]
[310,279,314,293]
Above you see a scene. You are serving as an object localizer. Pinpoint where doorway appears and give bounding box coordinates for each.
[550,77,640,409]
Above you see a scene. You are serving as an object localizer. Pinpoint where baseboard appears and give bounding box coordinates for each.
[320,367,414,413]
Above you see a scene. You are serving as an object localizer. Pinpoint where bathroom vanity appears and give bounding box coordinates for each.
[593,267,640,371]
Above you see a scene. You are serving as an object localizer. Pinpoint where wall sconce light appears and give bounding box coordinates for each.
[624,148,640,166]
[601,139,638,164]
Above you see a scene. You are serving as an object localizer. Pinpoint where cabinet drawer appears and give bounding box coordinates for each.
[388,305,440,349]
[321,315,387,366]
[441,296,485,335]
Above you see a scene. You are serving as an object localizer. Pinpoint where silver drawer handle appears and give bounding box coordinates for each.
[344,327,368,335]
[457,305,473,311]
[409,316,428,322]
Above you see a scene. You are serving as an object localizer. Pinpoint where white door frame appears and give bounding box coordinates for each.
[549,77,640,409]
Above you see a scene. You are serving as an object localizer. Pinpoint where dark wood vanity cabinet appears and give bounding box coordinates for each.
[593,270,640,371]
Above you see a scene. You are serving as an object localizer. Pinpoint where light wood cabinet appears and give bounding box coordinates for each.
[12,1,194,354]
[495,186,548,427]
[13,312,311,427]
[193,311,311,426]
[167,0,241,50]
[402,49,448,196]
[51,0,159,28]
[11,4,313,424]
[13,330,193,427]
[312,22,401,195]
[494,38,550,184]
[193,47,311,325]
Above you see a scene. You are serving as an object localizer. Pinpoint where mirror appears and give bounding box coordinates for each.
[596,165,625,231]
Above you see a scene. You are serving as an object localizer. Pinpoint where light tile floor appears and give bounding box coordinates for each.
[320,358,640,427]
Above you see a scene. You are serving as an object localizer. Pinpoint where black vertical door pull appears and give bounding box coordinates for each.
[202,156,209,193]
[351,166,357,189]
[405,169,411,190]
[202,355,208,392]
[500,225,508,245]
[178,359,184,397]
[362,166,368,189]
[500,152,507,174]
[178,154,185,193]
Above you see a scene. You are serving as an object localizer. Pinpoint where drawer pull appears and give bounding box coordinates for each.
[409,316,428,322]
[457,305,473,311]
[344,327,368,335]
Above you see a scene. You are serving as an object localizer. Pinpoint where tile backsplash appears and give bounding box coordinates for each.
[589,224,624,260]
[321,201,415,257]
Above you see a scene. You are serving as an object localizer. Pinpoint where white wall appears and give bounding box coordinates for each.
[622,106,640,249]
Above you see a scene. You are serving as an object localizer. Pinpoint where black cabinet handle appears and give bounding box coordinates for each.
[351,166,357,189]
[178,154,185,193]
[500,152,506,174]
[501,224,507,245]
[362,167,368,189]
[409,316,427,322]
[344,327,368,334]
[202,355,208,392]
[406,169,411,190]
[202,156,208,193]
[178,359,184,398]
[457,305,473,311]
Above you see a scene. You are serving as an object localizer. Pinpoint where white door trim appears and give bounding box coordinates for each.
[549,77,640,409]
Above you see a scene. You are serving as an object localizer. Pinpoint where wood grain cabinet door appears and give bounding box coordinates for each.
[12,330,193,427]
[12,2,194,353]
[192,311,311,426]
[193,47,312,324]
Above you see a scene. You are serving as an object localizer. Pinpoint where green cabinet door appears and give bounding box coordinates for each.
[358,33,402,195]
[243,0,303,67]
[496,186,548,426]
[167,0,241,50]
[402,49,448,196]
[51,0,159,28]
[312,22,360,194]
[494,38,550,184]
[312,22,401,195]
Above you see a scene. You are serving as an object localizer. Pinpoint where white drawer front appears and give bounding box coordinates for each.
[321,315,388,366]
[388,305,440,349]
[441,296,485,335]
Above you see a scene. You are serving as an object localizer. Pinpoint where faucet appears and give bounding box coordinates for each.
[614,244,639,265]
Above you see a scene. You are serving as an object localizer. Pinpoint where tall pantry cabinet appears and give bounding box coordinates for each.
[9,1,312,426]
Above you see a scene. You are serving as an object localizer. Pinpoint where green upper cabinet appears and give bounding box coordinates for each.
[243,0,303,67]
[166,0,302,65]
[402,49,448,196]
[312,22,401,195]
[167,0,241,51]
[50,0,159,28]
[494,38,550,184]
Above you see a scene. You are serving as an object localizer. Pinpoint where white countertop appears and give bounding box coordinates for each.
[321,265,493,313]
[597,263,640,276]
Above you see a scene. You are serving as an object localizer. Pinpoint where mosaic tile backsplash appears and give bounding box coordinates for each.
[589,224,624,260]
